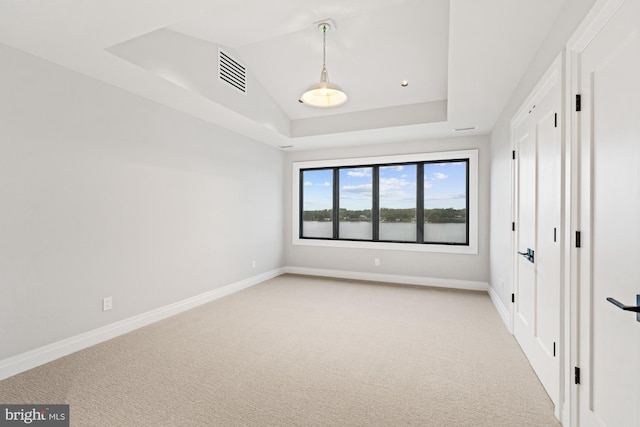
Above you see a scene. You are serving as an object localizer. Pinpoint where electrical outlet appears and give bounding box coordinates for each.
[102,296,113,312]
[374,258,380,266]
[252,260,256,269]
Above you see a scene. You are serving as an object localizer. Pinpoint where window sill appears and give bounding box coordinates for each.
[292,237,478,254]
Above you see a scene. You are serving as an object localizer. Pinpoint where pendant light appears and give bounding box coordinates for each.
[300,22,348,108]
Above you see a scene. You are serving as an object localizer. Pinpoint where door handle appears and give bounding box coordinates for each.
[606,295,640,322]
[517,248,535,263]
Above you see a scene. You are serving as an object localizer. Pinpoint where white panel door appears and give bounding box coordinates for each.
[513,60,562,408]
[576,0,640,425]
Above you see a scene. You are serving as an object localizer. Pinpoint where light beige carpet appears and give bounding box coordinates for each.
[0,274,560,426]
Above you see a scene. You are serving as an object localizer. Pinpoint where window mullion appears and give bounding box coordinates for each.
[333,168,340,239]
[465,161,470,245]
[372,166,380,241]
[299,170,304,238]
[417,163,424,243]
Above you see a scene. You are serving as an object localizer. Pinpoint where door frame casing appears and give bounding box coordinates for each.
[509,53,565,421]
[565,0,629,426]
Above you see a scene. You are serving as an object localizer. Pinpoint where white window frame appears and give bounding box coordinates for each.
[292,149,479,254]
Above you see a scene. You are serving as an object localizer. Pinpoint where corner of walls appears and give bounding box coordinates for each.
[488,284,511,332]
[489,122,514,310]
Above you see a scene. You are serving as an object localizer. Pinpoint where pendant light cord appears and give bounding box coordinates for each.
[322,26,327,68]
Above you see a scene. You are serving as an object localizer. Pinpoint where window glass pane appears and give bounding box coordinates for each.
[339,167,373,240]
[424,161,468,244]
[379,164,417,242]
[301,169,333,238]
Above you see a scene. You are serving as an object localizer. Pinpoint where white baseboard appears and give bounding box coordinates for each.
[284,266,489,292]
[0,268,285,381]
[488,285,512,333]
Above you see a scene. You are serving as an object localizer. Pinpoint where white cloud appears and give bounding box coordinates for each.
[433,172,448,180]
[379,177,411,197]
[381,165,404,172]
[380,177,409,191]
[425,193,466,201]
[381,191,406,197]
[303,181,313,186]
[346,168,371,178]
[424,180,433,188]
[342,184,373,195]
[340,194,370,201]
[320,181,331,186]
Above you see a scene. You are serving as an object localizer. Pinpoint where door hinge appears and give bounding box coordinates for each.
[553,342,556,357]
[574,367,581,384]
[576,231,581,248]
[511,293,515,303]
[553,227,557,242]
[512,150,516,160]
[554,112,558,128]
[512,222,515,232]
[576,94,581,112]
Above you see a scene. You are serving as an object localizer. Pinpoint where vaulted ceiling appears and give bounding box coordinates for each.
[0,0,565,150]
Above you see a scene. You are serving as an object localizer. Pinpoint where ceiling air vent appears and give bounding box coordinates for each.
[218,49,246,94]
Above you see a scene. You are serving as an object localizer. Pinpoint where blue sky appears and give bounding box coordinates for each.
[424,162,467,209]
[302,169,333,210]
[303,162,466,211]
[340,167,373,210]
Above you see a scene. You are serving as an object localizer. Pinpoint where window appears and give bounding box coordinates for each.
[339,167,373,240]
[293,150,478,254]
[379,164,417,242]
[423,161,468,244]
[301,169,333,238]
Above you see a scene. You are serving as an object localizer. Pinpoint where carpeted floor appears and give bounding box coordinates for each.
[0,274,560,426]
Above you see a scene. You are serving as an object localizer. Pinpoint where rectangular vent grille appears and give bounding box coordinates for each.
[218,49,246,94]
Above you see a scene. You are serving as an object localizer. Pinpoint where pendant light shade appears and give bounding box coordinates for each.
[301,23,347,108]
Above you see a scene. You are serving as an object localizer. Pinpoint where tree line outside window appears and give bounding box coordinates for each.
[300,159,469,245]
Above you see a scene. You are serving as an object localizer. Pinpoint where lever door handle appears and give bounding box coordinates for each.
[606,297,640,313]
[517,249,534,263]
[607,295,640,323]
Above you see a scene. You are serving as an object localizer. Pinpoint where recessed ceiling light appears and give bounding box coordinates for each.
[401,80,409,87]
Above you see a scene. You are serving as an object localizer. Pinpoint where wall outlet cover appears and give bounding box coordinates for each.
[102,296,113,312]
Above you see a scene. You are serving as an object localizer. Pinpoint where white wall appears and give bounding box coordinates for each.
[284,135,490,285]
[489,0,597,308]
[0,44,285,361]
